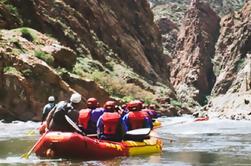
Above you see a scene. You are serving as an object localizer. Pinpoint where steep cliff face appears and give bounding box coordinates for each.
[9,0,169,82]
[203,2,251,120]
[212,2,251,95]
[170,1,220,105]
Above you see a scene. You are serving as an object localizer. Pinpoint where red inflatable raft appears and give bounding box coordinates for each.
[34,132,163,159]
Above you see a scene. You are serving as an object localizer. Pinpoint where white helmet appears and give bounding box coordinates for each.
[48,96,55,102]
[70,93,82,104]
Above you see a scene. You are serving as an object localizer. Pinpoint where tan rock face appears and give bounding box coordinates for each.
[170,2,220,104]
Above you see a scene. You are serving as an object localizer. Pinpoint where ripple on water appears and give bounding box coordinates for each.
[0,121,40,140]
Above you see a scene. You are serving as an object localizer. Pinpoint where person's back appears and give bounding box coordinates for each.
[78,107,104,134]
[47,93,82,132]
[97,101,124,141]
[142,104,159,119]
[78,98,104,134]
[41,96,56,122]
[122,100,152,132]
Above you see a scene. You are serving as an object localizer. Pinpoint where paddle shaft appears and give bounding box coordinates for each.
[22,131,48,159]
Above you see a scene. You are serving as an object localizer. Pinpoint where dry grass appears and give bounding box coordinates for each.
[91,71,155,101]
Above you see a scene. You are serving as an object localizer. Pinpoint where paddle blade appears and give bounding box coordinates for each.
[21,153,29,159]
[126,128,151,135]
[26,130,36,136]
[65,115,86,135]
[21,131,48,159]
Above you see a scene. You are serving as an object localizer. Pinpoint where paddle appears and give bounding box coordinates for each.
[21,131,48,159]
[126,128,151,136]
[65,115,87,136]
[124,128,151,141]
[26,130,36,136]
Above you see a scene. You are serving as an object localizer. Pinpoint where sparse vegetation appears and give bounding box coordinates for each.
[56,67,68,77]
[235,58,245,71]
[170,99,182,108]
[121,96,135,103]
[105,61,114,71]
[91,70,155,101]
[4,66,22,75]
[34,50,54,65]
[20,28,35,42]
[21,68,33,77]
[0,0,19,17]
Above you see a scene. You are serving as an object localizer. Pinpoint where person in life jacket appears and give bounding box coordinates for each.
[122,100,152,132]
[96,101,124,141]
[41,96,56,123]
[115,104,128,118]
[142,104,160,119]
[46,93,82,132]
[78,97,104,134]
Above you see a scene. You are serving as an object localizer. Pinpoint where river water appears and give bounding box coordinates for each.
[1,116,251,165]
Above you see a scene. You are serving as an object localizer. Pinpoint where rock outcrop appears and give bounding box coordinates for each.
[170,1,220,105]
[155,17,178,57]
[0,0,179,121]
[0,3,21,29]
[212,2,251,95]
[203,1,251,120]
[0,29,110,121]
[10,0,169,82]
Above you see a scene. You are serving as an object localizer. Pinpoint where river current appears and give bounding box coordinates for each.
[1,115,251,165]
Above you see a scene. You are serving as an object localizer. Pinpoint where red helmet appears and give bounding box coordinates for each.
[127,100,143,111]
[87,98,98,108]
[104,101,116,111]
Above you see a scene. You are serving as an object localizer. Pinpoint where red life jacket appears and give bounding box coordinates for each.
[78,109,91,129]
[128,111,149,129]
[102,112,121,135]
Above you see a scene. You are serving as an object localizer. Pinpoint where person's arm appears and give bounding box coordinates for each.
[96,117,103,138]
[122,114,129,132]
[145,117,153,129]
[120,118,126,138]
[41,106,47,123]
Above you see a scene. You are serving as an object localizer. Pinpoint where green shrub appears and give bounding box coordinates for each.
[56,67,68,76]
[4,66,21,75]
[34,51,54,65]
[170,99,182,108]
[235,58,245,71]
[105,61,114,71]
[20,28,35,42]
[21,68,33,77]
[122,96,135,103]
